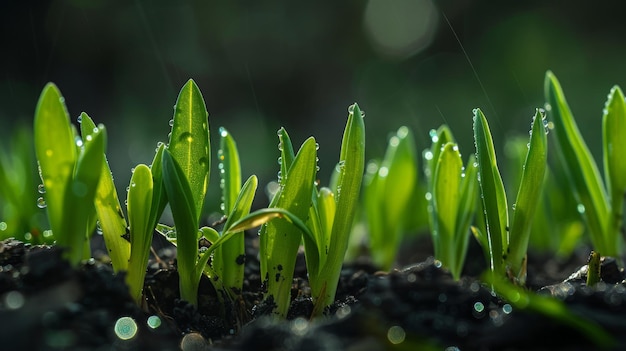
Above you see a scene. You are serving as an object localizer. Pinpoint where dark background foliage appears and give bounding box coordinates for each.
[2,0,626,213]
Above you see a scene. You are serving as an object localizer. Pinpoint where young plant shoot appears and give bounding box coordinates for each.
[0,126,48,243]
[363,126,417,270]
[258,129,318,318]
[304,103,365,315]
[161,79,211,306]
[545,71,626,259]
[34,83,106,266]
[472,108,547,285]
[424,126,479,280]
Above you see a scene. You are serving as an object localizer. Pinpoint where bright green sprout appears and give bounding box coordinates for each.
[472,108,547,285]
[304,103,365,316]
[503,137,583,258]
[34,83,106,266]
[363,126,418,270]
[545,71,626,259]
[0,125,48,243]
[424,126,479,281]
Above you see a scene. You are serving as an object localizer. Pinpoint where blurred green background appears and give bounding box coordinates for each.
[2,0,626,214]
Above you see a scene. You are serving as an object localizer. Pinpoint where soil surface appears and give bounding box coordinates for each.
[0,232,625,351]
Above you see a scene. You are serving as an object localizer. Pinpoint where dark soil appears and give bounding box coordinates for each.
[1,231,625,351]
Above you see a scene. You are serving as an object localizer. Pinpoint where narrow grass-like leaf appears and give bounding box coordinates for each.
[368,126,417,269]
[221,175,258,296]
[314,103,365,309]
[81,113,130,272]
[64,125,105,265]
[433,142,462,277]
[219,127,241,215]
[168,79,210,220]
[162,149,200,305]
[262,137,317,317]
[226,208,314,243]
[126,164,153,304]
[473,108,508,275]
[508,109,548,283]
[34,83,76,247]
[603,85,626,254]
[454,155,479,275]
[545,71,612,256]
[147,144,167,230]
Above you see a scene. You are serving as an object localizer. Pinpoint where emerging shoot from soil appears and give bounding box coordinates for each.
[545,71,626,260]
[472,108,547,285]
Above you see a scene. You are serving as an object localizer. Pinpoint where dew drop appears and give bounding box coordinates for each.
[0,222,7,231]
[59,96,65,104]
[512,203,516,211]
[38,184,46,194]
[423,150,433,161]
[577,204,586,214]
[168,119,174,127]
[178,132,193,143]
[389,136,400,147]
[424,192,432,201]
[147,315,161,329]
[473,301,485,313]
[502,304,513,314]
[219,127,228,137]
[277,156,282,165]
[315,142,320,150]
[36,197,47,208]
[77,115,82,123]
[428,129,439,143]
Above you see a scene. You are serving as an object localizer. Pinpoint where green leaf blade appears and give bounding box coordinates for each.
[162,149,200,305]
[219,127,242,216]
[545,71,611,255]
[473,108,508,275]
[508,109,548,282]
[34,83,77,241]
[168,79,210,220]
[126,164,154,304]
[433,142,463,277]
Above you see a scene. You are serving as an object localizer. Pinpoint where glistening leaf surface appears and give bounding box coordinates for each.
[168,79,210,220]
[508,109,547,280]
[545,71,610,255]
[82,113,130,272]
[473,108,508,274]
[34,83,76,240]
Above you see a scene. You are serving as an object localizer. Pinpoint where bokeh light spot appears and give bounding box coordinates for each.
[363,0,438,60]
[114,316,138,340]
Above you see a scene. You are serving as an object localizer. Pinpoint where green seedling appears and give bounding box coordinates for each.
[472,108,547,285]
[424,126,479,280]
[304,103,365,316]
[160,79,211,306]
[158,80,259,311]
[0,126,48,243]
[504,137,583,257]
[363,126,417,270]
[246,103,364,318]
[257,128,318,318]
[34,83,106,266]
[77,113,165,305]
[545,71,626,259]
